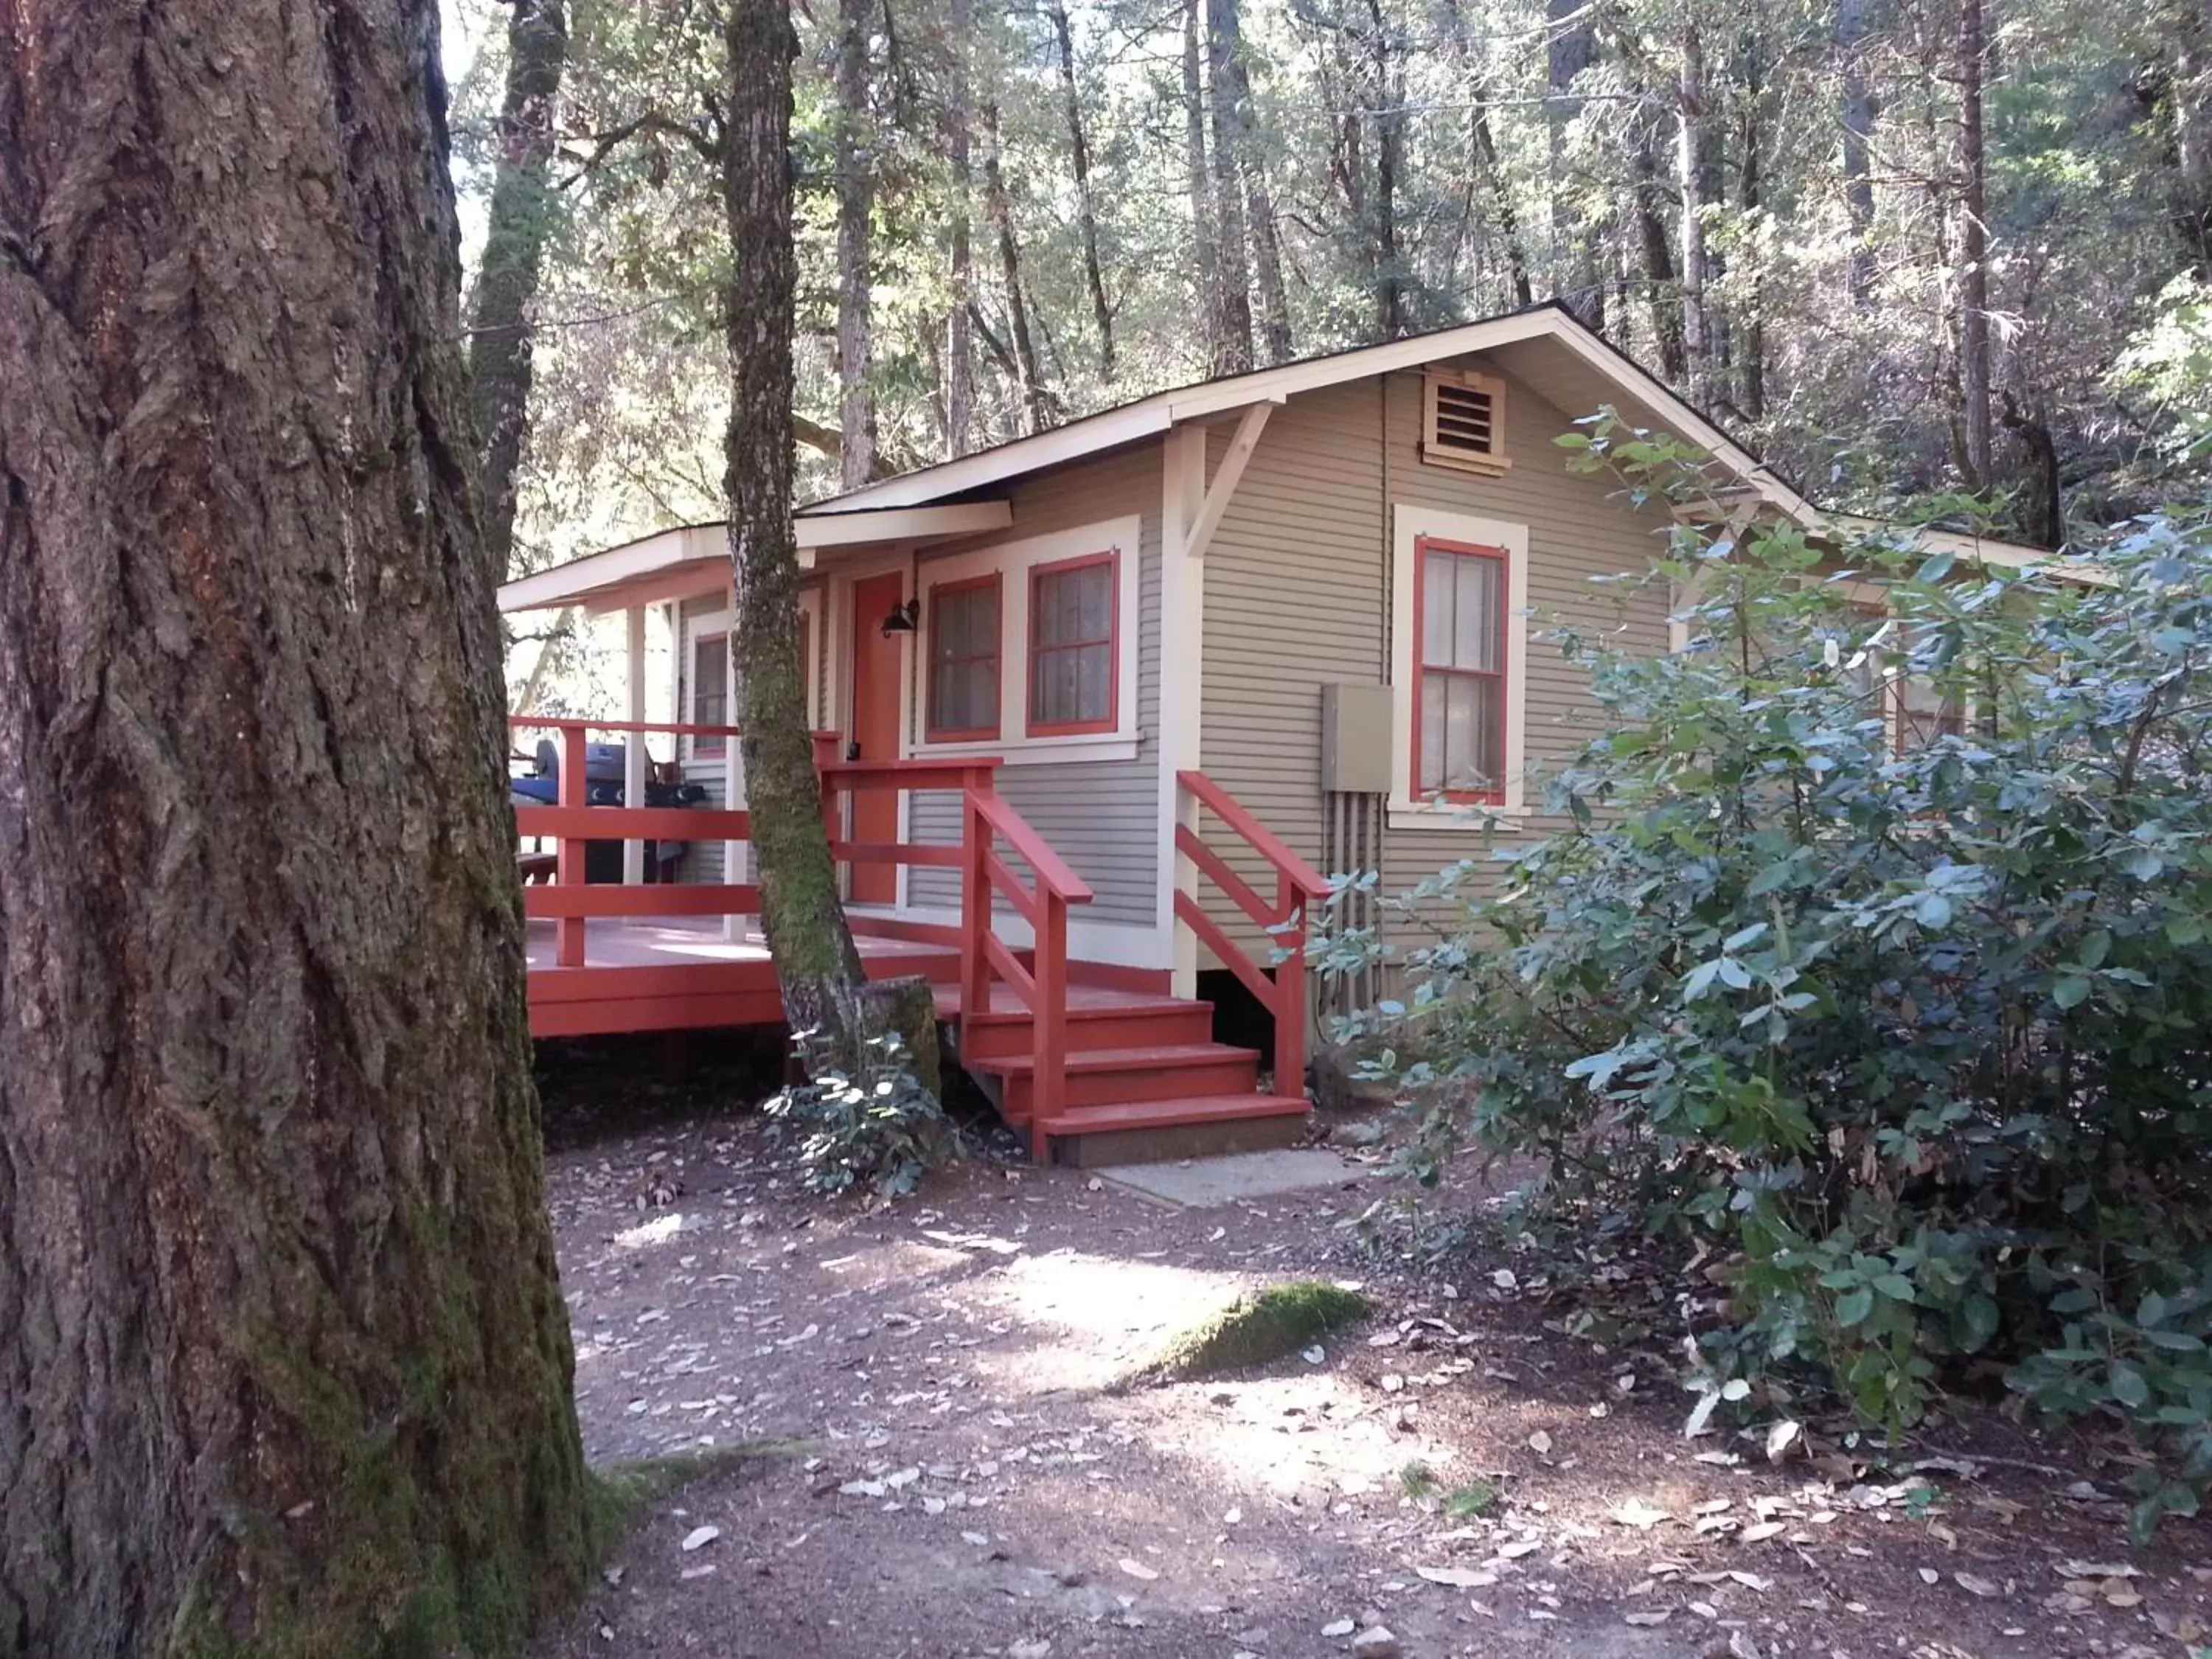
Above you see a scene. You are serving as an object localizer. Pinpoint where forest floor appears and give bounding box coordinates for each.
[528,1040,2211,1659]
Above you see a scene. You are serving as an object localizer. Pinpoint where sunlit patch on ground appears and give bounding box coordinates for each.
[975,1248,1255,1391]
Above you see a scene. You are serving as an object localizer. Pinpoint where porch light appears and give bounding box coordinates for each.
[880,597,919,637]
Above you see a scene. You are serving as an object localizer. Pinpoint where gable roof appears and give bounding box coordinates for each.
[793,302,2049,569]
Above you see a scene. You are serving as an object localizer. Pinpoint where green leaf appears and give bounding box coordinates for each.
[1874,1273,1918,1303]
[2051,974,2093,1010]
[2077,929,2112,970]
[1915,893,1953,929]
[2110,1363,2152,1409]
[1835,1287,1876,1328]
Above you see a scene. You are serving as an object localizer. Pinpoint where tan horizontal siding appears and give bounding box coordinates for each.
[902,441,1164,928]
[1198,361,1672,957]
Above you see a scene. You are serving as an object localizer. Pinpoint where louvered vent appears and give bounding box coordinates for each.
[1421,368,1512,475]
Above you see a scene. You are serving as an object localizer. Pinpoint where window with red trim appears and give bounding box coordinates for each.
[1027,553,1117,735]
[1413,538,1507,801]
[691,632,729,757]
[925,574,1001,740]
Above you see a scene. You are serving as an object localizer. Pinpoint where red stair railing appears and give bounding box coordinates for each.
[1175,769,1332,1095]
[509,716,757,967]
[963,784,1094,1160]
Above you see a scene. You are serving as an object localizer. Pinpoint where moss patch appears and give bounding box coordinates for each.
[1136,1281,1372,1385]
[586,1439,814,1557]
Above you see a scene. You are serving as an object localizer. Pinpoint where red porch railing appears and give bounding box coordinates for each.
[1175,768,1332,1094]
[808,732,1093,1157]
[509,716,757,967]
[512,719,1092,1153]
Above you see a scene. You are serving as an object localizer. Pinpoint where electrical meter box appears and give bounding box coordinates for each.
[1319,683,1394,795]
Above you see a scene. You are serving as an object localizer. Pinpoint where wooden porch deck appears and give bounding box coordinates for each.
[510,717,1327,1163]
[524,916,959,1039]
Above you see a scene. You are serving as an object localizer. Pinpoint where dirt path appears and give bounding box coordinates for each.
[529,1104,2211,1659]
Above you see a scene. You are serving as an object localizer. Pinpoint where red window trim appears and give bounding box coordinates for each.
[1025,550,1120,738]
[691,630,729,757]
[923,571,1004,742]
[1409,535,1509,805]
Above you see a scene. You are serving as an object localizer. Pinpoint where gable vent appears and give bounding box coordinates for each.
[1420,367,1512,476]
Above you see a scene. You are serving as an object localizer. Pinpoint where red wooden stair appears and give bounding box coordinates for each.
[932,981,1310,1166]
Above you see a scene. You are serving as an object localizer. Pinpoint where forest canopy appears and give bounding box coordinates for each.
[449,0,2212,593]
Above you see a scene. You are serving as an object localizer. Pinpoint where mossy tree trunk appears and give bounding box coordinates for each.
[469,0,570,582]
[723,0,936,1085]
[0,4,593,1654]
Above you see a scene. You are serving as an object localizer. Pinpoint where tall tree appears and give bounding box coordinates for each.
[833,0,877,487]
[0,1,594,1652]
[470,0,570,581]
[1048,0,1118,381]
[723,0,936,1072]
[1207,0,1258,370]
[1956,0,1996,489]
[1547,0,1605,327]
[1837,0,1879,305]
[1677,21,1714,398]
[981,94,1054,431]
[1183,0,1226,369]
[944,0,977,454]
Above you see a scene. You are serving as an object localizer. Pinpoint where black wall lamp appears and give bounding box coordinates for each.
[880,597,920,637]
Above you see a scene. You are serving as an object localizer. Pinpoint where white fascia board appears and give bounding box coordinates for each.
[794,499,1012,549]
[1162,311,1562,423]
[797,403,1175,512]
[498,523,726,613]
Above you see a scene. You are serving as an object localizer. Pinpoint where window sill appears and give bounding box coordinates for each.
[915,734,1141,768]
[1388,801,1526,835]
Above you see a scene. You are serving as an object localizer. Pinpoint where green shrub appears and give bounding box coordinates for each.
[1323,418,2212,1538]
[765,1029,955,1198]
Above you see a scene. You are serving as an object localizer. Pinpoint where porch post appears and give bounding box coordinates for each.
[623,604,648,886]
[1159,424,1208,999]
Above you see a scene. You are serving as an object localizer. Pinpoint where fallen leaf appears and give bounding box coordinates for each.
[2058,1560,2142,1580]
[1955,1572,2000,1597]
[1612,1498,1672,1530]
[1624,1610,1672,1627]
[680,1526,720,1552]
[1528,1430,1553,1455]
[1416,1566,1498,1588]
[1740,1522,1785,1543]
[1321,1618,1356,1637]
[1918,1567,1938,1585]
[1116,1557,1159,1582]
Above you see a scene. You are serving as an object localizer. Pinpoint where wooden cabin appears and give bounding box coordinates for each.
[500,305,2046,1165]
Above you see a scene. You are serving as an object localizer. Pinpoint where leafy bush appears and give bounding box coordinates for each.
[1324,421,2212,1537]
[765,1029,955,1199]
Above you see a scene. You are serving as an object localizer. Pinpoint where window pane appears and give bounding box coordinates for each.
[927,584,998,733]
[1421,670,1501,795]
[1422,550,1455,665]
[1032,642,1110,726]
[1035,563,1110,647]
[1454,555,1499,672]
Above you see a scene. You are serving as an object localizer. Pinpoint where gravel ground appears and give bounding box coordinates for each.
[526,1054,2212,1659]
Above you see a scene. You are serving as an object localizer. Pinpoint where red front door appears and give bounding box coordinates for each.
[847,571,905,904]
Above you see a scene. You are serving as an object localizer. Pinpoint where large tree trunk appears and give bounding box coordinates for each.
[1957,0,1994,490]
[1545,0,1604,327]
[723,0,878,1062]
[1206,0,1257,372]
[945,0,976,456]
[1837,0,1879,305]
[833,0,876,490]
[0,4,594,1654]
[470,0,568,582]
[1366,0,1407,338]
[1244,159,1295,365]
[1048,0,1117,383]
[1182,0,1225,369]
[1633,101,1686,380]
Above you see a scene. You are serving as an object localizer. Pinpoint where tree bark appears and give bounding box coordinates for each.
[981,96,1053,434]
[1206,0,1257,372]
[1048,0,1117,383]
[1836,0,1879,305]
[1182,0,1225,369]
[833,0,876,490]
[1367,0,1407,338]
[1546,0,1604,327]
[470,0,568,583]
[723,0,888,1069]
[1958,0,1994,490]
[1633,102,1686,380]
[0,4,594,1654]
[945,0,975,456]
